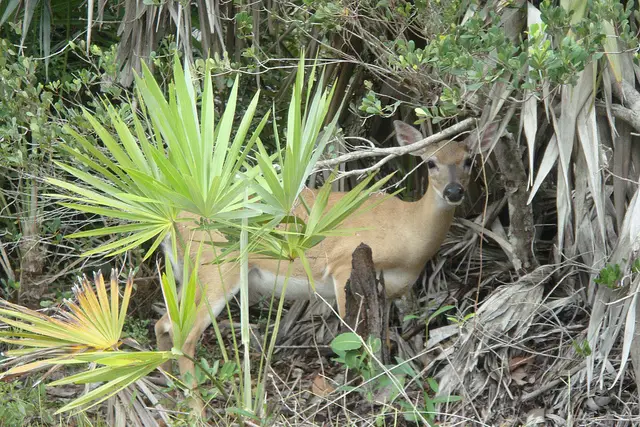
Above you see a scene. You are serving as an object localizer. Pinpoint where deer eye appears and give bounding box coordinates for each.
[426,160,437,169]
[464,157,473,168]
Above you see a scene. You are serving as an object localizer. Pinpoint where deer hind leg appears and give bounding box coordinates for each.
[155,234,184,371]
[177,262,241,389]
[155,313,174,372]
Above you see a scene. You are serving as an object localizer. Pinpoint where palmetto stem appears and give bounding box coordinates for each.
[240,189,252,412]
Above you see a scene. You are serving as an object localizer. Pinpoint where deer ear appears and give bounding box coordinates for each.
[466,121,500,153]
[394,120,426,157]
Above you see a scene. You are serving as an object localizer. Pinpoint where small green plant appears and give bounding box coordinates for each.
[162,356,239,411]
[359,89,400,118]
[330,331,460,425]
[595,259,640,289]
[572,339,592,357]
[0,380,54,426]
[595,263,623,288]
[331,333,385,391]
[397,374,462,425]
[123,318,151,346]
[446,311,476,326]
[404,304,456,344]
[331,332,408,405]
[427,304,454,332]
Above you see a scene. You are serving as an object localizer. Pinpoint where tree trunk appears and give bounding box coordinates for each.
[18,180,45,307]
[493,132,539,272]
[344,243,390,364]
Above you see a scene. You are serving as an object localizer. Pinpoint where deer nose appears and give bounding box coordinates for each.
[443,183,464,203]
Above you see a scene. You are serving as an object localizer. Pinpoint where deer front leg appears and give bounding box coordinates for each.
[173,283,240,415]
[332,268,351,319]
[155,261,241,413]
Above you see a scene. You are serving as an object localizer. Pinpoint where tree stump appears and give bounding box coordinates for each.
[344,243,389,364]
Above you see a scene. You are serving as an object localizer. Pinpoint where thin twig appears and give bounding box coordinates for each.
[314,117,476,171]
[521,362,585,402]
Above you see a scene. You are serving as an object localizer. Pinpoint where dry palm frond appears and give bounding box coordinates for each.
[436,266,550,399]
[103,378,172,427]
[0,270,134,369]
[0,271,173,415]
[586,187,640,391]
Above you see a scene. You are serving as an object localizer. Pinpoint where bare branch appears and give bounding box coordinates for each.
[330,154,397,179]
[596,102,640,134]
[315,117,476,171]
[609,75,640,112]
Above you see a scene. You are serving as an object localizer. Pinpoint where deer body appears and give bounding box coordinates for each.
[155,120,495,383]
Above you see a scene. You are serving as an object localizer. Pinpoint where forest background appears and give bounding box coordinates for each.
[1,0,640,425]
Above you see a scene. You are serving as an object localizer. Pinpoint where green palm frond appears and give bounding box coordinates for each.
[48,56,268,259]
[250,57,395,277]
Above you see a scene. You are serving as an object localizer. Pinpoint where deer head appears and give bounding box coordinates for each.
[394,120,497,206]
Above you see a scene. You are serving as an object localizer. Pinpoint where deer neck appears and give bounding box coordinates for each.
[413,184,457,259]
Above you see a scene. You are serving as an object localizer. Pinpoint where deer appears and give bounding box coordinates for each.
[154,119,496,385]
